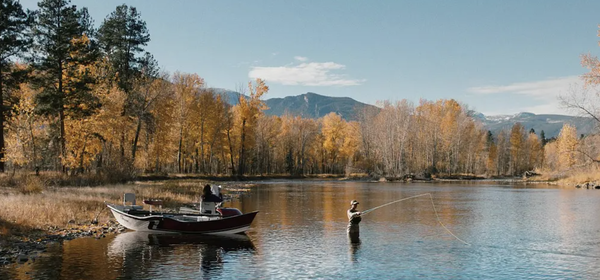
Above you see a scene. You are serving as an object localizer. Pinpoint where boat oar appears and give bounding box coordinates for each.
[360,193,470,245]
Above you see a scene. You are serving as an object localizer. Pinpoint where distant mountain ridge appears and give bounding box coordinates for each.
[263,92,377,121]
[473,111,596,138]
[212,89,377,121]
[212,88,596,138]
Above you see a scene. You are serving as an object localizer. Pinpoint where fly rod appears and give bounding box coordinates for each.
[361,193,470,245]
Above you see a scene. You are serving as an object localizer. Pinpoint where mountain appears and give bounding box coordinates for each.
[212,89,378,121]
[212,88,243,106]
[476,112,596,138]
[211,88,596,138]
[264,92,377,121]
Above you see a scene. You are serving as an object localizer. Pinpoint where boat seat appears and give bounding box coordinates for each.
[123,193,143,210]
[200,201,219,216]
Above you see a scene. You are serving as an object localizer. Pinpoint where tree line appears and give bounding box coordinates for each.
[1,0,598,178]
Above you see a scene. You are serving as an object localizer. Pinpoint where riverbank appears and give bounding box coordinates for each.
[0,169,594,266]
[0,176,255,266]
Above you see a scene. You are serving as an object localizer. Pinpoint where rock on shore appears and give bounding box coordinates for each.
[0,220,126,267]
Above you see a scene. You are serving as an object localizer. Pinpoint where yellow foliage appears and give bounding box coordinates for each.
[557,124,578,169]
[5,84,45,168]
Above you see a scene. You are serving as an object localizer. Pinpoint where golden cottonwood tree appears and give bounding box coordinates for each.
[254,115,280,174]
[509,123,526,175]
[233,79,268,176]
[525,131,543,171]
[145,80,176,173]
[172,72,204,173]
[5,84,45,170]
[195,89,217,173]
[556,123,578,170]
[321,112,349,173]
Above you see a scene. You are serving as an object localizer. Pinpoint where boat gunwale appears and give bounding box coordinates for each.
[106,203,259,224]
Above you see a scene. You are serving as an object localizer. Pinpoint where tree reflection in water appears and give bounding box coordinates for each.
[108,231,256,278]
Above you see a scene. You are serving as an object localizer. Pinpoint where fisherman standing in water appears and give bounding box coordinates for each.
[347,200,362,243]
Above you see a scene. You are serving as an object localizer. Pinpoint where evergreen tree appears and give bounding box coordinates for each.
[1,0,30,172]
[486,130,493,145]
[31,0,98,168]
[130,52,160,162]
[97,4,150,96]
[540,130,546,146]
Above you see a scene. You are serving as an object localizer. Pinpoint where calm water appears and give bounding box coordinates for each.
[3,181,600,279]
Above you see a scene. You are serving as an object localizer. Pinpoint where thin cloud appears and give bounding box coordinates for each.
[249,61,365,86]
[467,76,580,98]
[468,76,584,115]
[294,56,308,62]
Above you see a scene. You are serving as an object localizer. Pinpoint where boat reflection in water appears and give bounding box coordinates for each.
[108,231,256,278]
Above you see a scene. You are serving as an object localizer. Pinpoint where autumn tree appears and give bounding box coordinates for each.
[370,100,413,176]
[495,130,510,175]
[524,130,543,171]
[556,123,578,170]
[254,115,280,174]
[413,99,443,174]
[561,25,600,127]
[31,0,97,169]
[4,83,44,170]
[508,123,526,175]
[321,112,350,173]
[234,79,268,177]
[202,93,229,174]
[0,0,31,172]
[172,72,203,173]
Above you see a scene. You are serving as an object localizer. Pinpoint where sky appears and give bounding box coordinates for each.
[19,0,600,116]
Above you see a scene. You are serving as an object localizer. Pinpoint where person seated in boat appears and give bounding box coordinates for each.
[201,184,223,203]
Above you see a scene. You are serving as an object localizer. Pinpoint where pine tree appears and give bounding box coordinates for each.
[540,130,547,146]
[0,0,30,172]
[97,4,150,96]
[31,0,97,168]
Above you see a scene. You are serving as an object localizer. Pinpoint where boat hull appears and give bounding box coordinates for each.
[107,204,258,234]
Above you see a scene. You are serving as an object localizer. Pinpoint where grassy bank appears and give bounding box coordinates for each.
[0,176,218,233]
[0,173,257,265]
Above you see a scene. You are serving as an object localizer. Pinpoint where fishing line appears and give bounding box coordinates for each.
[361,193,470,246]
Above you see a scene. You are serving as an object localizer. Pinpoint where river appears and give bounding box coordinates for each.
[2,180,600,279]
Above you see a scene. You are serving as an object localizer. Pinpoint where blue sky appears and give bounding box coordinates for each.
[20,0,600,115]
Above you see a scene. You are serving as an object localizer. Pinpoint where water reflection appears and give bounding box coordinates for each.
[109,231,255,279]
[348,227,361,263]
[7,181,600,279]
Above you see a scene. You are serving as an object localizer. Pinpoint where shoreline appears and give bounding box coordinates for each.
[0,173,589,267]
[0,220,125,266]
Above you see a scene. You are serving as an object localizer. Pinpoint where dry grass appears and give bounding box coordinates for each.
[528,165,600,186]
[0,178,212,233]
[19,175,46,194]
[557,165,600,186]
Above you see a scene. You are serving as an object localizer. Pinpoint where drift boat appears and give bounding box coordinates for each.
[106,193,258,234]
